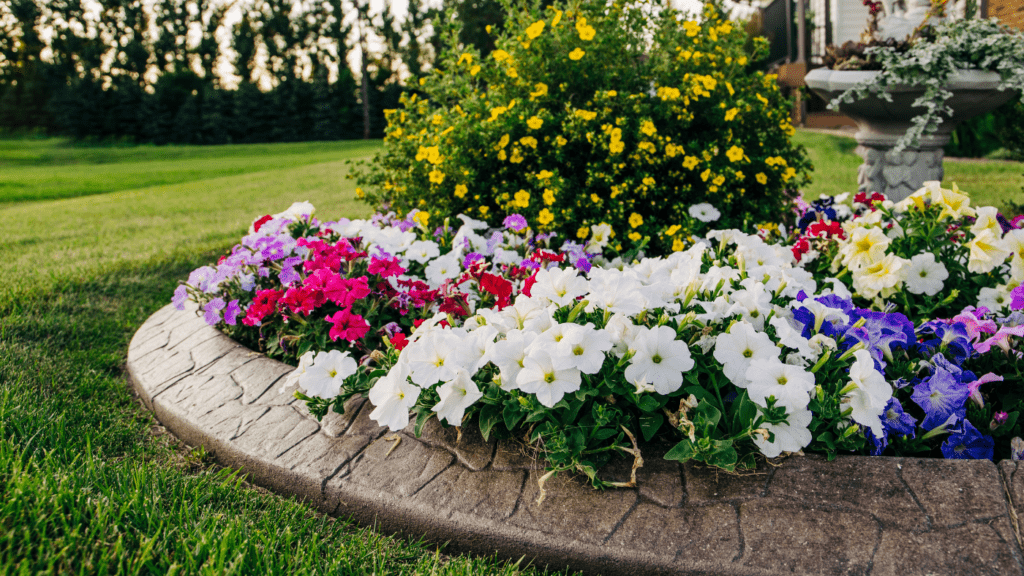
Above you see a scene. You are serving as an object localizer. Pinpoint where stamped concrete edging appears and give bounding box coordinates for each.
[128,303,1024,576]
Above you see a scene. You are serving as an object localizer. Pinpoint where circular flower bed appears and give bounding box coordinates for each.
[176,184,1024,490]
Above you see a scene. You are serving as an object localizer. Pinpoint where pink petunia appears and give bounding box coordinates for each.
[967,373,1004,407]
[951,307,998,341]
[975,326,1024,354]
[368,255,405,278]
[327,308,371,342]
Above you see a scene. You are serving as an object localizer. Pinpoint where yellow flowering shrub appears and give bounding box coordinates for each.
[355,0,811,255]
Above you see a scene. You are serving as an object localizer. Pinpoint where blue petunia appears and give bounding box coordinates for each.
[941,419,994,460]
[912,366,970,431]
[881,398,917,437]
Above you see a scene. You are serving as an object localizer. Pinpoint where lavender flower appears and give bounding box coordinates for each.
[203,298,226,326]
[503,214,528,231]
[172,285,189,310]
[912,366,970,431]
[881,398,917,437]
[224,300,242,326]
[463,252,485,268]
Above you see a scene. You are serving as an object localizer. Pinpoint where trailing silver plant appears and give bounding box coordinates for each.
[830,18,1024,152]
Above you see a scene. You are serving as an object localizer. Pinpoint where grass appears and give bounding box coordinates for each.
[0,139,575,576]
[793,130,1024,214]
[0,138,381,204]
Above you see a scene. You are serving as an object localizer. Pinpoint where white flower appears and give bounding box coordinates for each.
[553,323,614,374]
[406,240,441,264]
[727,282,773,330]
[424,253,462,286]
[754,407,813,458]
[713,321,780,387]
[586,223,613,253]
[273,201,315,222]
[979,286,1012,312]
[517,350,582,408]
[967,229,1011,274]
[456,325,498,372]
[904,252,948,296]
[586,268,645,315]
[769,316,815,363]
[845,349,892,438]
[688,203,721,223]
[491,330,532,389]
[281,350,317,393]
[840,227,890,270]
[432,369,484,426]
[368,362,420,430]
[298,349,358,399]
[745,358,815,411]
[852,253,910,299]
[531,267,590,308]
[605,313,640,357]
[971,206,1003,239]
[624,325,695,395]
[405,330,461,385]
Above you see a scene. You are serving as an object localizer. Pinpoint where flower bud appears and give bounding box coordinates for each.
[992,411,1009,430]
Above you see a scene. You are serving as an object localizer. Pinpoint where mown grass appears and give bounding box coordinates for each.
[793,130,1024,214]
[0,138,381,204]
[0,141,575,576]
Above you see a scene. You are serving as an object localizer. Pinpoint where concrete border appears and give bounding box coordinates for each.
[129,304,1024,576]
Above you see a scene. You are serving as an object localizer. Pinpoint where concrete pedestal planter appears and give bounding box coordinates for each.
[128,303,1024,575]
[804,68,1015,202]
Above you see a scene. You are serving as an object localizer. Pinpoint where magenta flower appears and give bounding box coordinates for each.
[1012,285,1024,311]
[224,299,242,325]
[966,372,1003,407]
[368,256,405,278]
[975,326,1024,354]
[327,308,371,342]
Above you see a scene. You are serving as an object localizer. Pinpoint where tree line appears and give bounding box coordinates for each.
[0,0,503,144]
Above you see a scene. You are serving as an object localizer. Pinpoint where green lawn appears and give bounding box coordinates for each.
[0,139,573,575]
[793,130,1024,214]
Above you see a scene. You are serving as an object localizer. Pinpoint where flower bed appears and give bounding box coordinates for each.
[176,183,1023,490]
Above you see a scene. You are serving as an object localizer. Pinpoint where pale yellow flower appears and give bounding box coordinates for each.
[841,227,890,269]
[967,228,1011,274]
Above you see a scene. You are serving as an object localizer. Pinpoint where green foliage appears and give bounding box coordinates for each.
[355,0,811,256]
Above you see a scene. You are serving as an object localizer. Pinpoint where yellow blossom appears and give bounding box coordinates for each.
[498,134,510,148]
[506,68,518,78]
[556,136,568,146]
[510,148,524,163]
[527,116,544,129]
[667,224,681,236]
[470,65,480,76]
[642,176,655,186]
[756,93,769,106]
[429,170,445,184]
[574,109,597,121]
[682,156,699,170]
[488,107,507,121]
[656,86,681,100]
[609,140,625,154]
[638,142,656,153]
[700,168,711,182]
[576,17,595,40]
[538,208,555,225]
[543,189,556,204]
[683,20,700,36]
[355,187,364,199]
[610,185,623,198]
[432,114,443,125]
[590,193,601,203]
[713,175,725,186]
[672,237,686,251]
[577,226,589,239]
[454,184,468,198]
[755,172,768,185]
[724,108,738,121]
[782,167,796,182]
[537,170,554,179]
[526,20,546,39]
[640,120,657,137]
[413,211,430,227]
[551,8,562,26]
[519,136,538,149]
[479,205,489,216]
[457,53,473,65]
[493,49,510,62]
[569,48,585,60]
[514,189,531,207]
[628,231,642,241]
[629,212,643,228]
[530,83,548,99]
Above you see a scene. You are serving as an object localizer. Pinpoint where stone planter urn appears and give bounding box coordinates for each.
[805,68,1015,202]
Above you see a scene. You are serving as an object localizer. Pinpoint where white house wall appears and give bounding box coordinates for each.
[832,0,871,45]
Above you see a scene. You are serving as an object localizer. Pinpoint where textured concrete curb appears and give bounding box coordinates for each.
[129,304,1024,576]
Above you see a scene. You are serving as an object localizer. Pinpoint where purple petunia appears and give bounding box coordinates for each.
[941,419,994,460]
[463,252,485,268]
[881,398,917,437]
[503,214,528,231]
[203,298,226,326]
[1012,285,1024,311]
[224,299,242,325]
[912,366,970,431]
[172,285,189,310]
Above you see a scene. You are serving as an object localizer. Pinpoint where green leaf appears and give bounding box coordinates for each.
[593,427,619,441]
[695,401,721,429]
[479,404,502,441]
[705,439,738,471]
[503,402,525,432]
[730,391,757,429]
[637,394,661,413]
[639,413,664,442]
[414,409,432,437]
[664,438,697,462]
[561,398,586,426]
[991,411,1020,437]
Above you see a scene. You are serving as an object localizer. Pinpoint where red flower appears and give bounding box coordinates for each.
[791,238,811,263]
[253,215,273,233]
[522,271,538,297]
[390,332,409,351]
[326,308,371,342]
[479,272,513,309]
[368,255,405,278]
[807,220,845,240]
[242,289,283,326]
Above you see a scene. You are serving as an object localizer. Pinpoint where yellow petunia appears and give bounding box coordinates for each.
[569,48,585,60]
[527,116,544,130]
[629,212,643,228]
[526,20,545,39]
[454,184,468,198]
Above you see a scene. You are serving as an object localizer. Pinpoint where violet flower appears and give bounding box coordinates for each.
[203,298,226,326]
[503,214,528,231]
[912,366,970,431]
[941,419,994,460]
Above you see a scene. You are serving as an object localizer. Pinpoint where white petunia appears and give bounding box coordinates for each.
[273,200,315,222]
[554,323,614,374]
[904,252,949,296]
[979,286,1012,312]
[967,228,1011,274]
[281,350,317,393]
[368,362,420,430]
[424,253,462,286]
[713,321,780,387]
[586,268,645,315]
[405,330,461,385]
[745,358,815,411]
[517,350,582,408]
[531,267,590,308]
[688,203,721,223]
[432,369,484,426]
[456,325,499,372]
[491,330,532,389]
[754,407,813,458]
[298,349,358,399]
[405,240,441,264]
[624,325,695,395]
[844,349,892,438]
